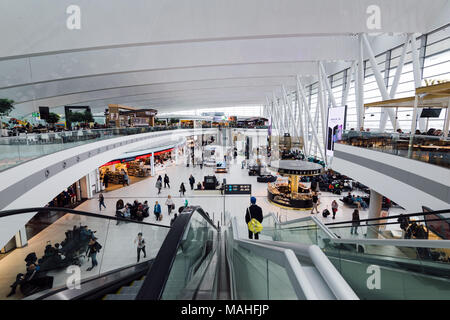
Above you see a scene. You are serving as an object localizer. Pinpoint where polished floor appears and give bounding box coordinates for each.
[0,151,406,299]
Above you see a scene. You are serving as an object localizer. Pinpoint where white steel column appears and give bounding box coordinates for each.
[411,33,426,132]
[342,61,356,107]
[362,33,399,131]
[296,92,308,156]
[319,62,337,108]
[318,63,328,152]
[389,34,410,97]
[297,75,326,163]
[356,35,365,129]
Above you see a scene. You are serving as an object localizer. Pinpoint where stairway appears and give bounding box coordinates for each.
[103,277,146,300]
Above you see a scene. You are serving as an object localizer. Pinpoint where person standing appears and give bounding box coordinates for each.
[164,174,170,188]
[331,200,338,220]
[86,237,102,271]
[103,173,109,189]
[165,195,174,216]
[189,175,195,190]
[311,191,319,214]
[245,197,263,240]
[155,178,162,195]
[350,209,360,235]
[134,232,146,263]
[98,193,106,211]
[122,169,130,186]
[179,182,186,197]
[154,201,162,221]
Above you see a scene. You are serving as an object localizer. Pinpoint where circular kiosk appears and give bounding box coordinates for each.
[267,160,323,210]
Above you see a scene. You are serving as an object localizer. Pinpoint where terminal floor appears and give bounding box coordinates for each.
[0,155,407,299]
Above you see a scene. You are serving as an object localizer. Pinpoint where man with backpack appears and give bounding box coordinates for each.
[86,237,102,271]
[245,197,263,240]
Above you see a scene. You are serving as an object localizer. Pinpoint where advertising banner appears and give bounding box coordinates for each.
[326,106,347,157]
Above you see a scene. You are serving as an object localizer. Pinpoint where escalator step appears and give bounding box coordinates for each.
[119,286,141,294]
[130,279,144,288]
[103,293,138,300]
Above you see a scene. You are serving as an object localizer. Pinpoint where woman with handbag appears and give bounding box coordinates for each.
[245,196,263,240]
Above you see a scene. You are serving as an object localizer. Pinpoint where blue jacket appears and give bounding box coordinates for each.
[154,204,161,213]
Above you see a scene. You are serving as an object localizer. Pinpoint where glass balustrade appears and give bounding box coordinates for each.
[260,219,450,299]
[0,126,186,172]
[0,208,169,300]
[337,130,450,168]
[160,209,218,300]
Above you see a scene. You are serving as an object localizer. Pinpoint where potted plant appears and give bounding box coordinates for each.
[45,112,60,129]
[0,98,15,134]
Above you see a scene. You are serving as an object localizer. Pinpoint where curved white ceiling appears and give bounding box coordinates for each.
[0,0,448,116]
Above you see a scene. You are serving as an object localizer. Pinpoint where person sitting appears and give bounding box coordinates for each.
[196,182,203,190]
[355,196,368,209]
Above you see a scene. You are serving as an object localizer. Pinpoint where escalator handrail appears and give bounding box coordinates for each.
[327,237,450,249]
[273,208,450,228]
[266,214,450,249]
[135,206,218,300]
[324,208,450,227]
[255,240,359,300]
[0,207,171,228]
[229,217,330,300]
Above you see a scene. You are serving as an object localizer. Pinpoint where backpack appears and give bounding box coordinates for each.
[322,209,330,217]
[94,242,102,252]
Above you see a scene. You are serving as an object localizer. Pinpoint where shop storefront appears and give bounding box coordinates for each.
[98,147,177,192]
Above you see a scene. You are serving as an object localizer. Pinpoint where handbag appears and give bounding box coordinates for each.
[247,207,263,234]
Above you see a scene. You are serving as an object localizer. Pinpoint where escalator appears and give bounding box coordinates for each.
[258,210,450,300]
[0,205,358,300]
[0,206,225,300]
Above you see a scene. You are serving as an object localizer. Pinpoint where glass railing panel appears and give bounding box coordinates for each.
[267,260,297,300]
[260,222,319,245]
[0,126,184,172]
[161,210,218,300]
[226,218,302,300]
[337,130,450,168]
[0,209,169,300]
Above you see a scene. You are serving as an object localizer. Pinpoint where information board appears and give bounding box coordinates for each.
[224,184,252,195]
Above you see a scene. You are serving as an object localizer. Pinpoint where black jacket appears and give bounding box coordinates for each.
[245,204,263,224]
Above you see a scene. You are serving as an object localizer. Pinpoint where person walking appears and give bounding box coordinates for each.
[165,195,174,215]
[98,193,106,211]
[245,197,263,240]
[331,200,338,219]
[86,237,102,271]
[189,175,195,190]
[154,201,162,221]
[311,191,319,214]
[164,174,170,189]
[134,232,146,263]
[155,178,162,195]
[350,209,360,235]
[179,182,186,197]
